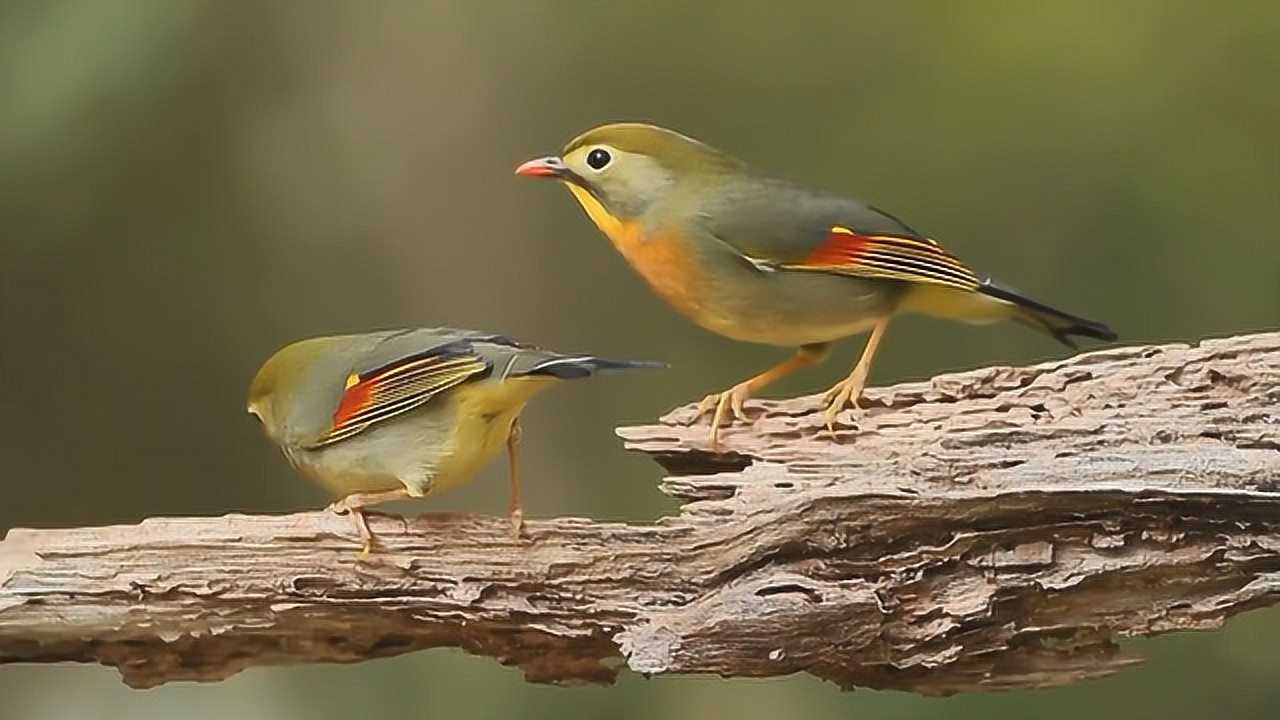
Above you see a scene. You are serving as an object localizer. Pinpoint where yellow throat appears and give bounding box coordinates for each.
[566,184,630,242]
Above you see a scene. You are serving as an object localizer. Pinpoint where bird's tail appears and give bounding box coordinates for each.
[525,355,667,380]
[978,281,1117,349]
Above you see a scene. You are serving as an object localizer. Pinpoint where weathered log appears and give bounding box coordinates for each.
[2,332,1278,693]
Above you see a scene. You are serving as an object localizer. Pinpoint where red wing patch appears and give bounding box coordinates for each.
[788,226,981,291]
[804,226,872,266]
[332,374,376,428]
[308,354,490,448]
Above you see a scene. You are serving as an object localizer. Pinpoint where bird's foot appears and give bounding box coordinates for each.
[327,498,378,557]
[821,371,868,435]
[509,507,525,543]
[691,381,756,448]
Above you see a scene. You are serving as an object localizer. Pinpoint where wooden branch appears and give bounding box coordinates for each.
[3,333,1279,694]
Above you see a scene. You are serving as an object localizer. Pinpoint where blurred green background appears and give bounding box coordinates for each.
[2,1,1278,718]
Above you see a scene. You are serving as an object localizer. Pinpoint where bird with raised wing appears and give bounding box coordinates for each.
[248,328,661,553]
[517,123,1116,446]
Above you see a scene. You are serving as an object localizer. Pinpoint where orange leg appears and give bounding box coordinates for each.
[695,342,832,447]
[327,488,410,556]
[506,416,525,541]
[822,317,891,433]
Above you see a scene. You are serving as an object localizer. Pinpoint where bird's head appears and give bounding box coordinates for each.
[246,355,286,443]
[516,123,742,228]
[246,336,337,444]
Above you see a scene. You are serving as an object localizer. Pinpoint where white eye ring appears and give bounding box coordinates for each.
[585,146,613,172]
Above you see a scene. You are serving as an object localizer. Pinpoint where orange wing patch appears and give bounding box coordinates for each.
[787,226,981,292]
[309,354,490,448]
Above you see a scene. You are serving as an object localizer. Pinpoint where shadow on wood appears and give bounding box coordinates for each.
[2,332,1279,693]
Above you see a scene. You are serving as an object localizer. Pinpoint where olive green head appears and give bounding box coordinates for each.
[516,122,743,220]
[246,335,348,443]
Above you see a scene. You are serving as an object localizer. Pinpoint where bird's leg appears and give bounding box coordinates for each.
[327,488,410,556]
[506,416,525,541]
[694,342,832,447]
[822,317,891,434]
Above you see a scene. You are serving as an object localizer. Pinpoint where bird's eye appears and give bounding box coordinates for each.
[586,148,612,171]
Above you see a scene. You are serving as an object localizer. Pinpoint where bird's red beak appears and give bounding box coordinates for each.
[515,156,568,179]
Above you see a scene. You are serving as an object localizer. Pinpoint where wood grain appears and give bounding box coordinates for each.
[3,332,1278,693]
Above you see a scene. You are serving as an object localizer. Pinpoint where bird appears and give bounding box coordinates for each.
[516,122,1116,446]
[247,327,661,553]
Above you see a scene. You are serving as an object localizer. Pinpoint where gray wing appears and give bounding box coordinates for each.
[690,175,981,290]
[294,329,660,448]
[695,175,928,265]
[297,328,500,448]
[352,327,519,375]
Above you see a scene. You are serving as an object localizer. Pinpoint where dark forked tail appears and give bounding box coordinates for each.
[979,281,1118,348]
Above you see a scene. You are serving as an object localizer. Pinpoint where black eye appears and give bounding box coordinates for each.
[586,148,612,170]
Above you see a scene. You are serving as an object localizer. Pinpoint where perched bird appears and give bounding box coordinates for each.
[517,123,1116,445]
[247,328,660,553]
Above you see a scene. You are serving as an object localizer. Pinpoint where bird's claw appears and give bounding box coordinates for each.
[821,372,867,435]
[509,508,525,543]
[691,393,718,421]
[690,382,755,448]
[327,500,378,557]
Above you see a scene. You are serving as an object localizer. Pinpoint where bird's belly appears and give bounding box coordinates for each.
[294,403,460,498]
[594,205,897,346]
[429,377,552,494]
[427,407,519,494]
[294,441,422,498]
[296,378,550,500]
[631,247,895,346]
[711,306,884,346]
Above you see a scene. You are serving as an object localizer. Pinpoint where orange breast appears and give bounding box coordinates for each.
[610,224,707,316]
[566,185,708,320]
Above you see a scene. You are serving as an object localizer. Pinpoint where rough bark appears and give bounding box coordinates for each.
[2,332,1279,693]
